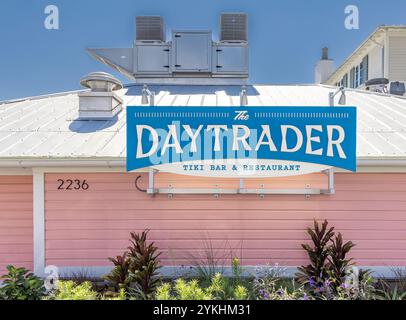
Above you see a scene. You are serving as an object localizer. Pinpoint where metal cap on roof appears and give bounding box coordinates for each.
[80,72,123,92]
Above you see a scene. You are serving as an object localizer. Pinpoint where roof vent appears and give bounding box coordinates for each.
[220,13,248,42]
[78,72,123,120]
[136,16,165,42]
[321,47,329,60]
[315,47,334,84]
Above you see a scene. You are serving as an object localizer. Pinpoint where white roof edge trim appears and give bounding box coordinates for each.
[0,159,125,168]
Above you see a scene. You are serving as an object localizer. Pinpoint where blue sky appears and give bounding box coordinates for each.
[0,0,405,100]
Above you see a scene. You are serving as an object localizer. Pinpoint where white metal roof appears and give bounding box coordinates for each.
[0,84,406,166]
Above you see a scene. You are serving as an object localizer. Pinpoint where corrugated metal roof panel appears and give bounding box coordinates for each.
[0,84,406,161]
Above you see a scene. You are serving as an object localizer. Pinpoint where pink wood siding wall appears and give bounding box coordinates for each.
[0,176,33,275]
[44,173,406,268]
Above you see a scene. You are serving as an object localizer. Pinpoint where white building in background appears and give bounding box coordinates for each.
[316,26,406,96]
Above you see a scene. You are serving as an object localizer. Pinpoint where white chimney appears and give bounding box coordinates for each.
[315,47,335,84]
[78,72,123,120]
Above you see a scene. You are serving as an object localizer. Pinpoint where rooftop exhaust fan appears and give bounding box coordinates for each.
[220,13,248,42]
[80,72,123,92]
[78,72,123,120]
[136,16,165,42]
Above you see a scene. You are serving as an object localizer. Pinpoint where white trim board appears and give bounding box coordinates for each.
[0,168,32,175]
[33,169,45,277]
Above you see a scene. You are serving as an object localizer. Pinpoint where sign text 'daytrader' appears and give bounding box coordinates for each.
[126,107,357,177]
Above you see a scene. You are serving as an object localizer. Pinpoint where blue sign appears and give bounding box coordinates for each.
[126,107,357,174]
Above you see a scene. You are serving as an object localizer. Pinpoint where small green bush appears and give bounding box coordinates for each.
[48,281,98,300]
[155,283,174,300]
[102,288,127,300]
[253,264,310,300]
[0,265,45,300]
[174,279,213,300]
[155,279,212,300]
[155,273,249,300]
[233,285,248,300]
[333,269,377,300]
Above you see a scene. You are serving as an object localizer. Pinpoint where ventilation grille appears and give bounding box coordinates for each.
[136,16,165,42]
[220,13,248,42]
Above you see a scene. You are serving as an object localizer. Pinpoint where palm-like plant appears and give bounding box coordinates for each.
[105,230,162,299]
[127,230,162,299]
[296,220,335,287]
[104,253,131,289]
[328,232,355,292]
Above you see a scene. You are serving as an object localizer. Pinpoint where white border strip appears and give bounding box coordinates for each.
[56,265,402,280]
[33,169,45,277]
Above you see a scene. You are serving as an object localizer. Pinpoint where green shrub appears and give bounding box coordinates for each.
[156,273,249,300]
[294,219,382,300]
[156,279,212,300]
[104,253,131,289]
[335,269,376,300]
[155,283,174,300]
[253,264,310,300]
[232,257,243,280]
[104,230,162,299]
[0,265,45,300]
[254,281,310,300]
[174,279,213,300]
[207,256,251,299]
[49,281,98,300]
[233,285,248,300]
[102,288,127,300]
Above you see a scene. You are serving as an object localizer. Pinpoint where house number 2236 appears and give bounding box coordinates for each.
[57,179,89,190]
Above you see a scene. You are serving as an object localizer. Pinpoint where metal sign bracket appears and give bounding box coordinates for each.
[146,168,335,196]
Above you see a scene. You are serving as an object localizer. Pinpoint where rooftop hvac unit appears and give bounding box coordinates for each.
[88,13,249,83]
[220,13,248,42]
[136,16,165,42]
